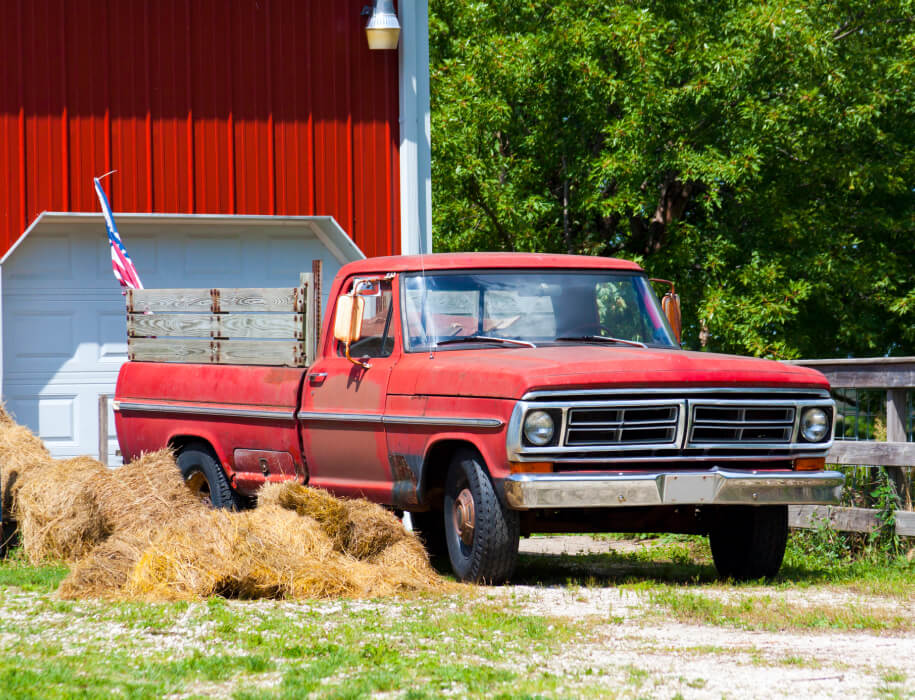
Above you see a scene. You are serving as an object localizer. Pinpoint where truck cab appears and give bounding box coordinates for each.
[115,253,843,583]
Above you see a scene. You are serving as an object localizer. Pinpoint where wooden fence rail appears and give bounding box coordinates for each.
[785,357,914,536]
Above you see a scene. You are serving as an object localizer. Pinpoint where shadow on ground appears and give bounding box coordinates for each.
[511,550,719,586]
[426,535,841,588]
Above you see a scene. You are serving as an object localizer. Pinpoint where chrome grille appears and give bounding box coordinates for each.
[689,405,795,444]
[509,388,834,463]
[565,405,679,446]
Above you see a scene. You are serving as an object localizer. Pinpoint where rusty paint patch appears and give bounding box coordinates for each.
[390,454,419,506]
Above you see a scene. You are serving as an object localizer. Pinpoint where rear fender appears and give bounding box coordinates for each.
[166,431,237,484]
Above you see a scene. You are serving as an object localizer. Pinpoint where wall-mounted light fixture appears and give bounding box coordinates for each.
[362,0,401,50]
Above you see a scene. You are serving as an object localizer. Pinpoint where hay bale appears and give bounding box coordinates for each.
[126,510,239,600]
[341,500,406,559]
[57,532,146,600]
[365,538,443,595]
[125,501,444,601]
[0,405,53,524]
[231,505,357,599]
[94,449,205,534]
[15,457,112,563]
[126,506,355,600]
[258,482,350,549]
[259,482,408,559]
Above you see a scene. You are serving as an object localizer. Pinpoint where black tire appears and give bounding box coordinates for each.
[177,443,240,510]
[709,505,788,580]
[443,449,519,583]
[410,510,448,559]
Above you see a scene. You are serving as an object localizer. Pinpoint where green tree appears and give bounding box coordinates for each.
[430,0,915,358]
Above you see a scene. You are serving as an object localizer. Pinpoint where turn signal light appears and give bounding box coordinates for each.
[510,461,553,474]
[794,457,826,471]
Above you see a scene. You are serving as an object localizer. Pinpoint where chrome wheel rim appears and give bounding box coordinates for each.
[185,471,212,505]
[453,488,475,547]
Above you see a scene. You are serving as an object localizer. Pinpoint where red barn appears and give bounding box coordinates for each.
[0,0,431,459]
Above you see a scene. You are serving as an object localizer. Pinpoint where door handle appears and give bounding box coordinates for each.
[308,372,328,385]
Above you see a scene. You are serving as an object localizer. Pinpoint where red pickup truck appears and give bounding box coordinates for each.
[114,252,843,582]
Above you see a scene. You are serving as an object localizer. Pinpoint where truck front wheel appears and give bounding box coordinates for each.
[709,505,788,580]
[443,450,519,583]
[176,443,240,510]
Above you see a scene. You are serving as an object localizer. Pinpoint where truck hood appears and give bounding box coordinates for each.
[388,345,828,399]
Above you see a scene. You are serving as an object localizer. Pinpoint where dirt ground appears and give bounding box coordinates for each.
[508,535,915,699]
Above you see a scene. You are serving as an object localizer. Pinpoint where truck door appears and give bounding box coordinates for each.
[300,276,399,502]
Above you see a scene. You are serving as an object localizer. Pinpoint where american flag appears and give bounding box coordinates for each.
[94,176,143,290]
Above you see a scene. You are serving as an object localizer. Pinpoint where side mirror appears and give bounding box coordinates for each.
[650,279,682,344]
[333,294,371,369]
[333,294,364,344]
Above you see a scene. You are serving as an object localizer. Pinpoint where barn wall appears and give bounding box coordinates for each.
[0,0,401,259]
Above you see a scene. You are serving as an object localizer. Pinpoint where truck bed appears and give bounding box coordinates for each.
[114,362,307,495]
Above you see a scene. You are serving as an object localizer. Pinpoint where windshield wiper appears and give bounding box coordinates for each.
[435,335,536,348]
[554,336,647,348]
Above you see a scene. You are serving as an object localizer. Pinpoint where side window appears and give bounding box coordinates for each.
[337,279,395,358]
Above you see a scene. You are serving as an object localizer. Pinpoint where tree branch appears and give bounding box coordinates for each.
[466,178,515,251]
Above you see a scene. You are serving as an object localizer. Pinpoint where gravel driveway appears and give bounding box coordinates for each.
[506,535,915,699]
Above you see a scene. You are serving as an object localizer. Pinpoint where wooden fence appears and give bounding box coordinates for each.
[785,357,915,537]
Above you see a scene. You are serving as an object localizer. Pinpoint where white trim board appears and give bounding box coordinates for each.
[1,212,364,267]
[398,0,433,256]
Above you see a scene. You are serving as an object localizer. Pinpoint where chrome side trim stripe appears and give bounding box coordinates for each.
[296,411,383,424]
[114,401,296,421]
[296,411,503,428]
[115,401,503,428]
[383,415,503,428]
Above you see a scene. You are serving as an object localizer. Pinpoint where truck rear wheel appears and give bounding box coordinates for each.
[177,444,240,510]
[709,505,788,580]
[443,449,519,583]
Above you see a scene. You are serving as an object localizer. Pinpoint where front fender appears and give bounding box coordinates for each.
[384,395,515,509]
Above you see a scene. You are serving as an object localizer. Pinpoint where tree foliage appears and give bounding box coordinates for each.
[430,0,915,358]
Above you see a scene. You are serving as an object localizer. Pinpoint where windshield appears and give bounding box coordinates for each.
[401,270,677,351]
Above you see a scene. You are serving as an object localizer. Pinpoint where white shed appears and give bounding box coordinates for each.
[0,212,363,462]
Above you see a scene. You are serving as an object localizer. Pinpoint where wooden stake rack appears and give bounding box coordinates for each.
[126,263,322,367]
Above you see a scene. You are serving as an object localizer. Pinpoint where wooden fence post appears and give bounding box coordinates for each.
[98,394,109,467]
[887,388,912,509]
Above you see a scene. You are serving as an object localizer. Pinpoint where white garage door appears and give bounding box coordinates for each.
[1,213,362,463]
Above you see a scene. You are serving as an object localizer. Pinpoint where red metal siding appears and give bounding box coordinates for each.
[0,0,401,258]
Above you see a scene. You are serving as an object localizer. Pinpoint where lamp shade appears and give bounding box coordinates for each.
[365,0,400,50]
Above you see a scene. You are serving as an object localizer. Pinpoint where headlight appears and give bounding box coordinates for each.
[800,408,830,442]
[523,410,555,446]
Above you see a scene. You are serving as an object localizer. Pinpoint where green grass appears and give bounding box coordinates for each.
[645,588,912,632]
[517,531,915,595]
[0,549,68,592]
[515,531,915,634]
[0,554,618,699]
[1,529,912,698]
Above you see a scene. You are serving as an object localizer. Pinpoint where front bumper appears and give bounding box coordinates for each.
[503,468,844,510]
